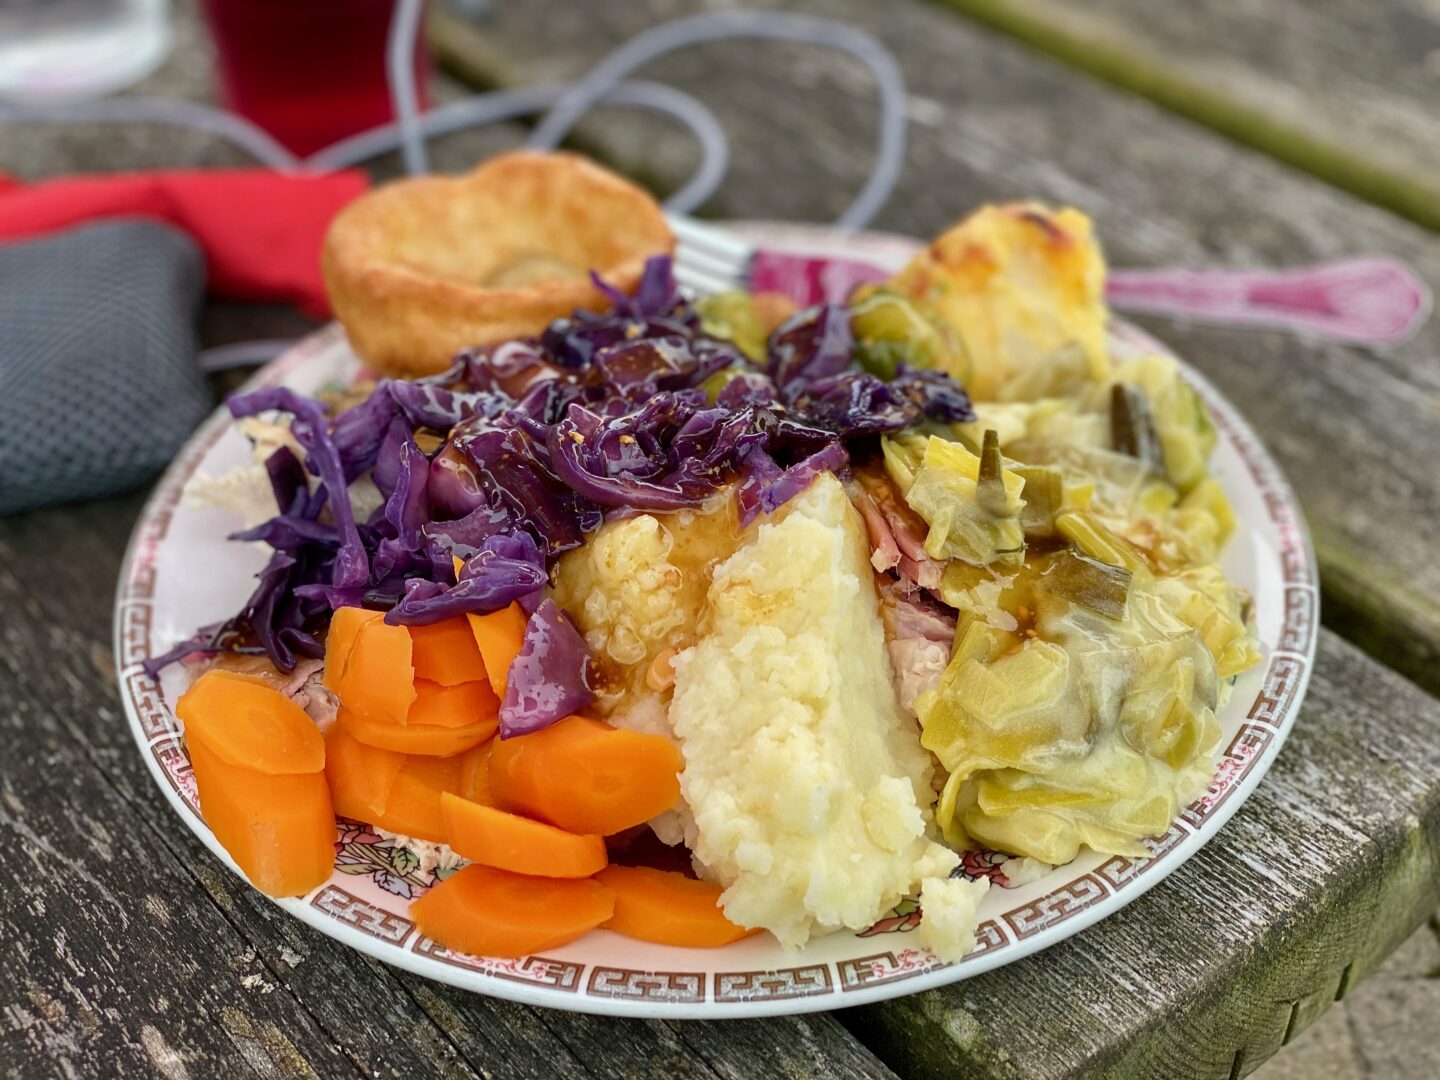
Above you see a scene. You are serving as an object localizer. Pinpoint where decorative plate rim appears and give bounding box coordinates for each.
[113,226,1318,1019]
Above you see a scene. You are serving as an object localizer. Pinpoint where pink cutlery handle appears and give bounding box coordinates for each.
[749,249,1430,347]
[1105,259,1431,346]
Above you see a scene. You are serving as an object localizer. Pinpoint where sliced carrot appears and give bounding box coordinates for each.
[324,725,406,822]
[596,865,760,948]
[489,716,683,835]
[440,793,606,878]
[409,615,491,686]
[367,753,465,842]
[187,737,335,897]
[338,707,495,757]
[408,679,500,729]
[465,603,528,697]
[410,863,614,958]
[323,606,384,693]
[457,739,495,805]
[176,669,325,775]
[335,618,416,724]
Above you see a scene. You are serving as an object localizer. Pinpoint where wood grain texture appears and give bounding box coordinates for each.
[0,501,896,1080]
[430,0,1440,698]
[932,0,1440,231]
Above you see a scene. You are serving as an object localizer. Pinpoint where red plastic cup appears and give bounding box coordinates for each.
[200,0,430,157]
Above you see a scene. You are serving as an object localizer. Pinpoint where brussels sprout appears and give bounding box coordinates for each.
[850,287,969,383]
[695,291,767,362]
[698,364,747,403]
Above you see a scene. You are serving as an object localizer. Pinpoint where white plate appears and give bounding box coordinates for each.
[114,226,1317,1018]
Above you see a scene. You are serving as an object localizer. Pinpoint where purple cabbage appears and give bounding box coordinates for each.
[736,442,850,527]
[229,387,369,591]
[387,532,546,625]
[767,304,854,393]
[498,599,595,738]
[151,254,976,680]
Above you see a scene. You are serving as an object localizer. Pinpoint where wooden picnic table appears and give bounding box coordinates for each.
[3,1,1439,1077]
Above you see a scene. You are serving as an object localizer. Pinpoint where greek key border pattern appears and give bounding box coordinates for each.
[713,964,833,1003]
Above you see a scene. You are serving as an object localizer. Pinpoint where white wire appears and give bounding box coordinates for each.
[0,82,728,215]
[307,79,729,215]
[526,11,907,229]
[386,0,428,176]
[0,13,906,226]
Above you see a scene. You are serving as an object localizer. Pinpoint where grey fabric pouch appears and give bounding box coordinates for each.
[0,219,209,515]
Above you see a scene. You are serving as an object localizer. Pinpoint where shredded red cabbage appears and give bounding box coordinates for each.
[144,255,975,718]
[499,599,595,737]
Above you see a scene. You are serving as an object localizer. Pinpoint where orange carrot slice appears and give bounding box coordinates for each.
[409,616,490,686]
[176,670,325,775]
[408,679,500,729]
[465,603,528,697]
[440,793,606,878]
[410,864,614,958]
[324,725,406,821]
[489,716,682,835]
[338,707,495,757]
[187,737,335,897]
[323,606,383,693]
[596,865,760,948]
[367,753,465,842]
[335,618,416,724]
[457,739,496,805]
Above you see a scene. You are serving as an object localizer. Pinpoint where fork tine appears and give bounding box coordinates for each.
[674,263,741,296]
[668,214,753,262]
[675,242,748,278]
[669,214,757,295]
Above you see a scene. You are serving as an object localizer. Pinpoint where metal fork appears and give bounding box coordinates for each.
[670,215,1431,347]
[671,216,753,295]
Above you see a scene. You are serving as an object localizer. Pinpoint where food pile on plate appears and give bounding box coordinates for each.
[158,151,1259,961]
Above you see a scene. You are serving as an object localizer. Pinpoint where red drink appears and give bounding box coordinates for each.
[201,0,429,157]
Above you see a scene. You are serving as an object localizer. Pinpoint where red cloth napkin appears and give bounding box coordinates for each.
[0,169,369,316]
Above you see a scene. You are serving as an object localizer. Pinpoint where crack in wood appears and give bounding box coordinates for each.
[1281,999,1303,1045]
[1336,961,1356,1001]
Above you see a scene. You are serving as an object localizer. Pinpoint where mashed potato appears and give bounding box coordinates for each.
[669,475,959,947]
[890,203,1109,401]
[916,875,990,962]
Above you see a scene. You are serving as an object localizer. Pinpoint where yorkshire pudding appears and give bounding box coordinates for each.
[322,152,674,377]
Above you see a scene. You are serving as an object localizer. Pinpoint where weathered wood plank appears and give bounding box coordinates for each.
[0,495,898,1080]
[932,0,1440,232]
[429,0,1440,698]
